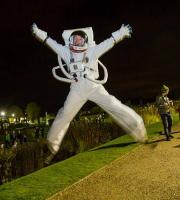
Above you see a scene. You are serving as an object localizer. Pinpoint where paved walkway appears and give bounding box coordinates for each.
[49,125,180,200]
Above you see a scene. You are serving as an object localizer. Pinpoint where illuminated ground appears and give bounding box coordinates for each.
[49,125,180,200]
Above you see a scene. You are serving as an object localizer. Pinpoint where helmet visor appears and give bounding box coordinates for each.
[72,35,85,47]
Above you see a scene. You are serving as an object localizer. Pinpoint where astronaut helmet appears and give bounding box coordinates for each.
[69,30,88,52]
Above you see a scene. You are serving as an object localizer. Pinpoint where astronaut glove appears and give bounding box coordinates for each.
[112,24,132,43]
[31,23,48,43]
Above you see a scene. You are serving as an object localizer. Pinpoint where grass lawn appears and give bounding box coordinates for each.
[0,117,178,200]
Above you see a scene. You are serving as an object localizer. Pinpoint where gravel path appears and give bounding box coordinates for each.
[49,125,180,200]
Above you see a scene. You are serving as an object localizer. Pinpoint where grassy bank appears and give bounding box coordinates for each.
[0,118,179,200]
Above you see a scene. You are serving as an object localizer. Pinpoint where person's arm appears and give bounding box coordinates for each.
[94,24,132,58]
[31,23,64,55]
[156,96,164,108]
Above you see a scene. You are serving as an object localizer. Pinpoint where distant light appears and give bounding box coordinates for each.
[12,113,15,117]
[1,111,5,116]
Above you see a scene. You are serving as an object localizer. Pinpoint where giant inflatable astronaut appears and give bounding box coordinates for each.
[31,23,148,164]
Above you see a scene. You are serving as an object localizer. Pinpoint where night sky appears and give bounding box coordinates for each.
[1,0,180,113]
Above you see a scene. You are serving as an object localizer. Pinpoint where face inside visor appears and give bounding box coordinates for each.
[71,35,86,47]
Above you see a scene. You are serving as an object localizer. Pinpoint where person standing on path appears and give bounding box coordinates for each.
[156,85,174,141]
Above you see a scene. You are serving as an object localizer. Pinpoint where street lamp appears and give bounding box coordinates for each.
[0,111,6,121]
[1,111,5,117]
[11,113,16,123]
[0,111,6,128]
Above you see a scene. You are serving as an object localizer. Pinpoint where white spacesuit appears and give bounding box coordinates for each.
[31,23,147,164]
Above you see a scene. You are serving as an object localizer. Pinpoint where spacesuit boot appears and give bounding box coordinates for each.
[44,152,55,166]
[44,141,57,165]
